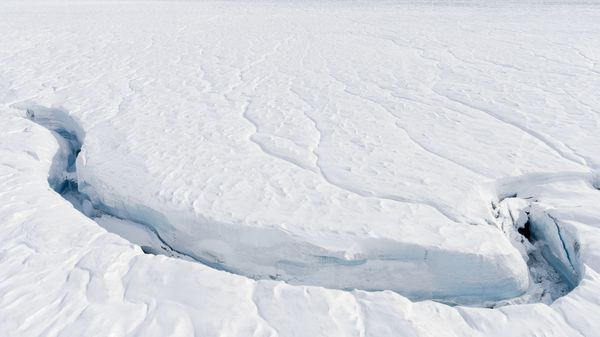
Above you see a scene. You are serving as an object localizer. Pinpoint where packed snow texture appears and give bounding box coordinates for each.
[2,1,600,336]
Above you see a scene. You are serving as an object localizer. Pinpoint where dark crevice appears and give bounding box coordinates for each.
[517,219,532,241]
[495,196,579,304]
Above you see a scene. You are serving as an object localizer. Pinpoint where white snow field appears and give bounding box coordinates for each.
[2,0,600,336]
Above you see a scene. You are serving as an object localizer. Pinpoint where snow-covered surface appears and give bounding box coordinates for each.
[2,1,600,336]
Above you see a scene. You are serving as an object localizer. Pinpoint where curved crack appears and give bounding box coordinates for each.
[20,104,583,307]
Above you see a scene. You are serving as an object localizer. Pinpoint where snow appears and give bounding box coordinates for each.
[1,1,600,336]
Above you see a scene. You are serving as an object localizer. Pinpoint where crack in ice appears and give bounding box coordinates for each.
[19,104,586,307]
